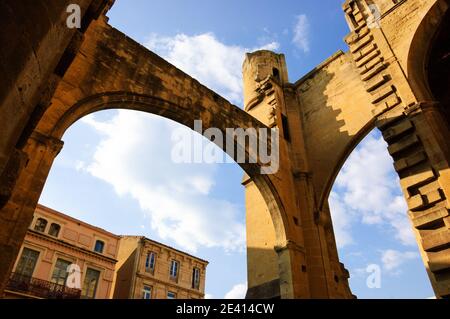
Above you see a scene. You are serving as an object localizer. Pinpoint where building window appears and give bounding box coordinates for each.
[167,291,177,299]
[272,67,280,82]
[192,267,200,290]
[145,252,156,273]
[169,260,179,280]
[51,258,71,286]
[94,240,104,254]
[15,248,40,277]
[34,218,48,233]
[48,223,61,237]
[142,286,152,299]
[81,268,100,299]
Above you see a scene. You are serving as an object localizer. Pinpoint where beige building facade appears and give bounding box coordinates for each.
[5,205,208,299]
[113,236,207,299]
[5,204,119,299]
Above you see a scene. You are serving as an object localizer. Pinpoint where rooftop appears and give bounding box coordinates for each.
[121,235,209,265]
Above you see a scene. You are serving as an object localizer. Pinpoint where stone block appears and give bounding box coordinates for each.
[382,119,414,142]
[411,207,449,229]
[428,248,450,272]
[422,230,450,251]
[387,134,420,155]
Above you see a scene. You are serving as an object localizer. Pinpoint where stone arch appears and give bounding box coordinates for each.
[407,0,450,101]
[406,0,450,163]
[0,16,307,297]
[45,91,290,246]
[5,0,450,299]
[2,90,296,296]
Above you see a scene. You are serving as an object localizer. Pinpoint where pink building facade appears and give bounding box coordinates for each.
[5,205,119,299]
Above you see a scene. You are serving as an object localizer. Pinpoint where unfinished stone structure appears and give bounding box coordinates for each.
[0,0,449,298]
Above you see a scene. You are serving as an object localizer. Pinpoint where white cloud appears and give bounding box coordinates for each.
[145,33,279,105]
[381,249,419,273]
[292,14,310,53]
[205,293,214,299]
[81,111,246,253]
[329,132,416,247]
[75,160,86,172]
[328,191,354,248]
[224,283,247,299]
[75,32,282,254]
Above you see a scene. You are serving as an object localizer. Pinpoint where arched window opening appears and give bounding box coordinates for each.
[272,67,281,82]
[94,240,105,254]
[328,129,434,298]
[34,218,48,233]
[48,223,61,237]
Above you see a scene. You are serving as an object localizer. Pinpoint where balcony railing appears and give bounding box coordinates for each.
[6,272,81,299]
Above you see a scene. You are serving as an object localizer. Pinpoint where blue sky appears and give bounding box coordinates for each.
[39,0,434,299]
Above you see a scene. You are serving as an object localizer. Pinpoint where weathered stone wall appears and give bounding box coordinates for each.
[243,50,355,298]
[0,9,302,298]
[342,0,450,298]
[242,0,450,298]
[381,0,440,76]
[0,0,115,295]
[0,0,449,299]
[243,175,280,299]
[295,51,375,208]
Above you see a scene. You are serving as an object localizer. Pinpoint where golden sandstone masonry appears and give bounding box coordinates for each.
[0,0,449,299]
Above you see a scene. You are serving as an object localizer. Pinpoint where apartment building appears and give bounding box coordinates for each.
[4,205,208,299]
[113,236,208,299]
[4,204,120,299]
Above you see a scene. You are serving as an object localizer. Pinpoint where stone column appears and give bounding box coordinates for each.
[290,172,330,298]
[0,131,63,296]
[408,102,450,299]
[420,101,450,173]
[377,102,450,298]
[280,84,353,298]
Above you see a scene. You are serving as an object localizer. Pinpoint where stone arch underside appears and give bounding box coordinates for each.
[406,0,450,102]
[33,18,292,245]
[339,0,450,298]
[240,0,450,296]
[0,16,307,298]
[271,0,450,298]
[47,91,290,245]
[294,51,378,212]
[299,0,450,213]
